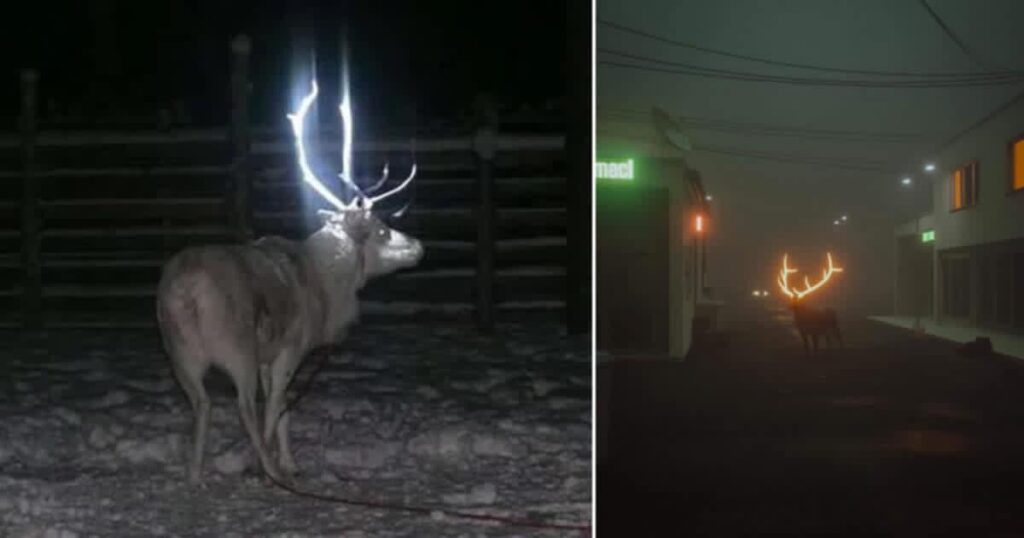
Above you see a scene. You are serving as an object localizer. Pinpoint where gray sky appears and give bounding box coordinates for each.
[597,0,1024,310]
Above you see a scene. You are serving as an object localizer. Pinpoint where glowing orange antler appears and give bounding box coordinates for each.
[777,252,843,301]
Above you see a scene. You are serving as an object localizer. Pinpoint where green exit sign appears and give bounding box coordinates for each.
[595,158,634,181]
[921,229,935,243]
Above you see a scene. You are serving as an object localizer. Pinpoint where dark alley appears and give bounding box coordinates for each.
[599,302,1024,535]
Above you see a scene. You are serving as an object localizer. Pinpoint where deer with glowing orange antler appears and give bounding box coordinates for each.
[777,253,844,354]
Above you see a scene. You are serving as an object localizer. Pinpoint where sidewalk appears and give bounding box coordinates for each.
[869,315,1024,360]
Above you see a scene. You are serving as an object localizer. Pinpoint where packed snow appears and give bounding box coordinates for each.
[0,322,591,537]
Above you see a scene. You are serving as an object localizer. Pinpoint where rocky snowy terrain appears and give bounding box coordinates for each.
[0,322,591,537]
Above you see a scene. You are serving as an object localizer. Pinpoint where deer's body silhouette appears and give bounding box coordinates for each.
[778,253,844,355]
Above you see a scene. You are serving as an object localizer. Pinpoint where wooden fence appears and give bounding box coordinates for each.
[1,40,572,329]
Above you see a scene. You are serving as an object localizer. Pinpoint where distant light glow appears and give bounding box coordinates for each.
[901,177,912,186]
[595,158,634,180]
[921,229,935,243]
[752,290,761,297]
[695,214,704,233]
[833,220,840,225]
[924,163,936,172]
[705,194,713,201]
[841,215,848,221]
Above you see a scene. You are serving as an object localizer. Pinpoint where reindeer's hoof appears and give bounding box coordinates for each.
[260,463,296,489]
[265,471,297,490]
[279,456,299,476]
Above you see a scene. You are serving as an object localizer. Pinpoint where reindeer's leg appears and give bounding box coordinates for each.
[259,364,271,401]
[224,355,286,484]
[264,351,302,475]
[171,357,210,485]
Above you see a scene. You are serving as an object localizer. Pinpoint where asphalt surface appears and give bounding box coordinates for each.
[597,301,1024,537]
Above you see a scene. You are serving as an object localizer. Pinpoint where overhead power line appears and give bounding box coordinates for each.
[596,128,901,173]
[598,48,1024,88]
[598,18,1022,78]
[916,0,992,70]
[599,107,936,143]
[694,144,899,173]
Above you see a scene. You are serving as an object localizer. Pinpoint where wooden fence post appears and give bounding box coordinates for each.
[565,0,592,335]
[20,69,41,329]
[472,95,498,332]
[230,34,252,243]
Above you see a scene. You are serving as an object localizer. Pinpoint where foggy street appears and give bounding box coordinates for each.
[598,301,1024,536]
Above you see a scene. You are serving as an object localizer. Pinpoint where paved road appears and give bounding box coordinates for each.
[597,303,1024,536]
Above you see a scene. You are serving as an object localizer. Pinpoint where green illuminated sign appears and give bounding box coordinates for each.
[595,158,634,181]
[921,229,935,243]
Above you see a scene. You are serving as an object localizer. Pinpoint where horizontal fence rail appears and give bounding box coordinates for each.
[1,71,569,329]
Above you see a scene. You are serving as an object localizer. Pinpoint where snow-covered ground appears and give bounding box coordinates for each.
[0,322,591,537]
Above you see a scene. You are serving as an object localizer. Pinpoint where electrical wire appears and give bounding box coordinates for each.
[598,48,1024,88]
[599,108,936,142]
[916,0,992,70]
[598,18,1022,78]
[596,128,901,173]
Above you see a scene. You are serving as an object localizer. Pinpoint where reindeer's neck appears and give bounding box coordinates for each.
[302,230,366,343]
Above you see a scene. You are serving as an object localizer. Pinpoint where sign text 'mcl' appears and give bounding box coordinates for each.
[595,159,634,181]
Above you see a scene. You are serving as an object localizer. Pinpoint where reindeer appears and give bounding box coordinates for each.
[156,80,422,485]
[777,253,844,355]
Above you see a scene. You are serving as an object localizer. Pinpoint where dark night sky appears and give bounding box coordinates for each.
[597,0,1024,311]
[4,1,566,127]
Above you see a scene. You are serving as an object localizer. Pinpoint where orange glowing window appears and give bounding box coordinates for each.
[950,161,978,211]
[1012,137,1024,192]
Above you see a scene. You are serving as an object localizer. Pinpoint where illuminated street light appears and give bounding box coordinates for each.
[833,220,840,226]
[901,177,912,186]
[705,194,713,201]
[924,163,936,173]
[841,215,848,222]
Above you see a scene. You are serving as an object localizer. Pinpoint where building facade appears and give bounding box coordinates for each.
[894,95,1024,333]
[595,153,711,359]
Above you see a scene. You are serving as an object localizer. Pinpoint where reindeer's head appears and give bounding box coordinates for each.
[777,252,843,310]
[315,208,423,276]
[289,80,423,280]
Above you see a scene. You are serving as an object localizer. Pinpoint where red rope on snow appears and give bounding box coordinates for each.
[266,474,592,533]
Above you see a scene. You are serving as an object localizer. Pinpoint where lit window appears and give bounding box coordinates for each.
[1012,137,1024,192]
[950,161,978,211]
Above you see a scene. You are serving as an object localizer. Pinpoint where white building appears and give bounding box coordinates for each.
[893,94,1024,334]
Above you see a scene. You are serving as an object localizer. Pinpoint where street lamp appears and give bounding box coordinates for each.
[924,163,936,173]
[901,177,913,186]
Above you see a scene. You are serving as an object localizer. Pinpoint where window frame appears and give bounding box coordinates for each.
[1008,133,1024,195]
[950,159,979,212]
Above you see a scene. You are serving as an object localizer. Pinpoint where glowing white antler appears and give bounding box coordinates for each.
[366,163,417,207]
[288,66,417,212]
[333,57,417,210]
[287,80,353,211]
